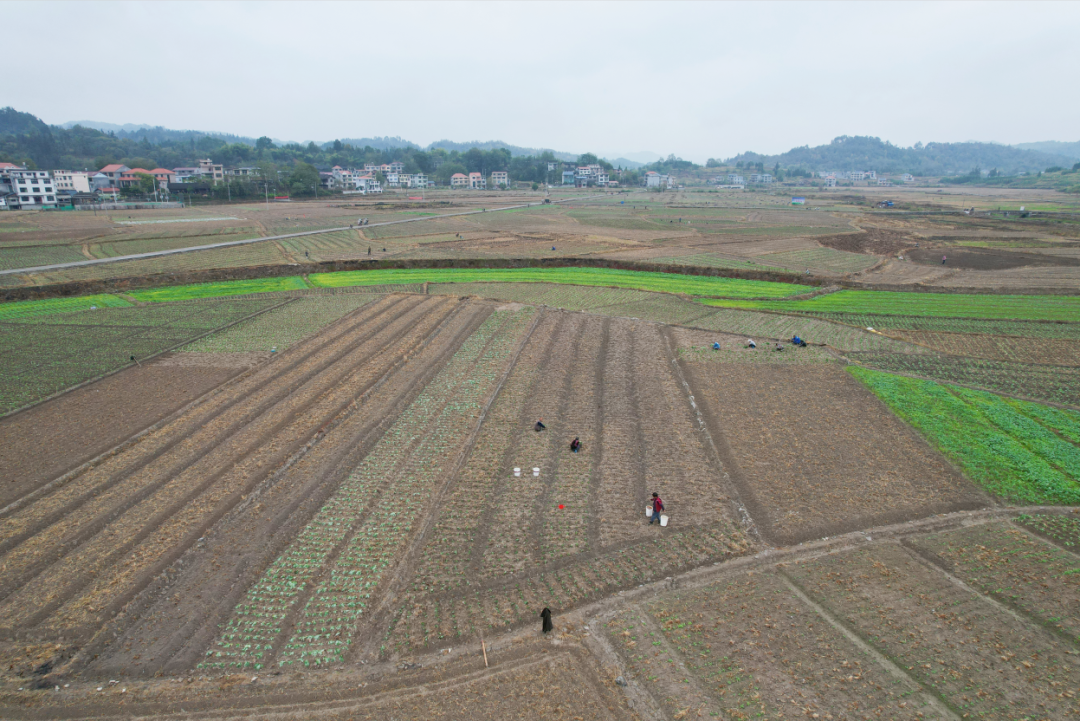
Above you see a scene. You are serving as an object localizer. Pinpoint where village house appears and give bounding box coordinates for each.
[902,173,915,183]
[98,164,130,186]
[490,171,509,188]
[450,173,468,188]
[468,172,486,189]
[52,170,91,193]
[8,169,57,208]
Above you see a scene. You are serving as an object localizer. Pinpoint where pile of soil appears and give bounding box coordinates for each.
[818,227,914,257]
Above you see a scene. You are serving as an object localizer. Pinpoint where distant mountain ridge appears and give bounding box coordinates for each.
[726,135,1077,175]
[1012,141,1080,161]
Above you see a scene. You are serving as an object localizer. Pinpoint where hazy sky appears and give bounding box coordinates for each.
[9,1,1079,162]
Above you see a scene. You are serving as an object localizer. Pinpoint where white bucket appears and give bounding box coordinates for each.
[645,506,653,518]
[533,468,540,476]
[513,468,521,477]
[660,514,669,527]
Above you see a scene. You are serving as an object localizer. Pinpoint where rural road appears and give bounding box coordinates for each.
[0,194,607,277]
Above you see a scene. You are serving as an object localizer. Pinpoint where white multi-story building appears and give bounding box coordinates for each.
[749,173,774,184]
[451,173,468,188]
[825,176,838,187]
[52,170,91,193]
[877,178,892,186]
[98,164,130,186]
[385,172,400,187]
[849,171,866,182]
[345,175,382,194]
[490,171,509,188]
[410,173,427,188]
[198,158,224,184]
[644,171,672,188]
[9,170,57,208]
[902,173,915,183]
[364,164,377,174]
[727,174,746,185]
[468,172,486,189]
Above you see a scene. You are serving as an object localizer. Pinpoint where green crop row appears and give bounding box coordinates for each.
[850,367,1080,504]
[702,289,1080,322]
[309,268,813,298]
[129,276,309,302]
[0,293,131,320]
[791,313,1080,339]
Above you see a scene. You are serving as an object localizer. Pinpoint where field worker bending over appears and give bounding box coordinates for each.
[570,437,581,453]
[712,342,721,350]
[775,342,784,352]
[534,419,546,432]
[540,607,553,634]
[747,339,756,349]
[649,492,664,525]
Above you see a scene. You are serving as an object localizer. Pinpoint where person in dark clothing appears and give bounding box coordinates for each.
[534,419,546,432]
[649,492,664,525]
[540,607,553,634]
[570,437,581,452]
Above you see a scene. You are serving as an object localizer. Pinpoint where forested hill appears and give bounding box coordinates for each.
[725,136,1076,175]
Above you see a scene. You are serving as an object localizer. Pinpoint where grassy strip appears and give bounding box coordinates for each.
[128,276,308,302]
[849,367,1080,505]
[702,289,1080,322]
[309,267,812,298]
[0,293,131,320]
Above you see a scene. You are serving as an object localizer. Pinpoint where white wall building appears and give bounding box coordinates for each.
[52,170,91,193]
[902,173,915,183]
[469,172,486,189]
[644,171,672,188]
[749,173,774,184]
[345,175,382,194]
[9,170,57,208]
[490,171,509,187]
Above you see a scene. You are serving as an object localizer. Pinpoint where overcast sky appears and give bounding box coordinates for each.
[8,1,1079,162]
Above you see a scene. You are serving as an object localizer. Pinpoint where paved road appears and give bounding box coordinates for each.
[0,194,606,277]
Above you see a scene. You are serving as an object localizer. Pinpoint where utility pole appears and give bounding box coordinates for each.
[265,181,269,210]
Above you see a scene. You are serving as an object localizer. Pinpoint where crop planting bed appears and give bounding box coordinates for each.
[906,522,1080,642]
[852,368,1080,504]
[785,543,1080,719]
[852,351,1080,408]
[682,362,985,544]
[0,356,249,505]
[803,313,1080,340]
[0,295,490,676]
[184,294,378,353]
[383,313,749,655]
[878,329,1080,366]
[606,571,934,720]
[1015,512,1080,551]
[757,247,881,274]
[0,297,284,413]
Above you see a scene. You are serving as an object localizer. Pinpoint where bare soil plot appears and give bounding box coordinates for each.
[786,543,1080,719]
[0,358,244,506]
[905,521,1080,642]
[909,246,1080,270]
[681,362,986,544]
[606,571,932,720]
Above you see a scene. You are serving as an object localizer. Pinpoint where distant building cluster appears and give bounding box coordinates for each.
[816,170,913,187]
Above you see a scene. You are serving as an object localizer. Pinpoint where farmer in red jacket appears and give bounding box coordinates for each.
[649,492,664,525]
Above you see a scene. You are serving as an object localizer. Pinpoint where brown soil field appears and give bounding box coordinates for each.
[0,358,249,505]
[909,246,1080,270]
[883,329,1080,366]
[0,295,485,664]
[681,360,987,544]
[608,571,934,719]
[785,543,1080,719]
[905,521,1080,642]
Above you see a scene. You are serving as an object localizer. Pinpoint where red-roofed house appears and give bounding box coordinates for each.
[98,164,130,186]
[148,168,176,189]
[450,173,468,188]
[468,172,485,190]
[0,162,25,171]
[118,168,153,188]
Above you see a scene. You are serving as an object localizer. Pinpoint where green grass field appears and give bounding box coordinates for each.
[850,367,1080,505]
[703,289,1080,322]
[309,267,813,298]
